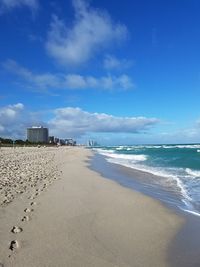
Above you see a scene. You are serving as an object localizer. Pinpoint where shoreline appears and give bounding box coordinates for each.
[90,150,200,266]
[90,152,184,215]
[0,147,193,266]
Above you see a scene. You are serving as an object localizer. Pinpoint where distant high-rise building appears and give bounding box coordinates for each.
[49,136,55,144]
[54,138,59,144]
[27,126,49,143]
[65,138,76,146]
[87,140,98,147]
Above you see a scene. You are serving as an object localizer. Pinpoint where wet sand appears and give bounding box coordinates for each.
[91,153,200,266]
[0,147,184,266]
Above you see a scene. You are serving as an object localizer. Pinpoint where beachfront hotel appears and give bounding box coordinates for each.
[27,126,49,143]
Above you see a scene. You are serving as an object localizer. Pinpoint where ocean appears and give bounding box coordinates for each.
[93,144,200,217]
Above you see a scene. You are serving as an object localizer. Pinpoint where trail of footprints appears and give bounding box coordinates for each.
[8,184,47,256]
[8,201,35,255]
[7,175,61,256]
[3,167,62,259]
[0,148,65,265]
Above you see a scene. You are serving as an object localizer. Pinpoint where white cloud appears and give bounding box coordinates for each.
[3,59,60,89]
[2,102,200,144]
[0,103,159,140]
[0,0,38,12]
[0,103,24,122]
[103,55,132,70]
[49,107,159,138]
[3,59,134,90]
[64,73,134,90]
[46,0,128,66]
[0,103,46,139]
[0,103,25,138]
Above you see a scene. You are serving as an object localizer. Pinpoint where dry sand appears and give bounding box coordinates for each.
[0,147,60,205]
[0,147,184,267]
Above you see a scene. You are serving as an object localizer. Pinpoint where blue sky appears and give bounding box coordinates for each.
[0,0,200,144]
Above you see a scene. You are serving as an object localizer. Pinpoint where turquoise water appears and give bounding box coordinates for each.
[93,144,200,216]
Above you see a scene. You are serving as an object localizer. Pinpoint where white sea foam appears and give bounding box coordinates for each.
[162,144,200,149]
[115,146,141,151]
[182,209,200,217]
[95,147,200,215]
[113,144,200,150]
[106,153,147,161]
[99,151,191,202]
[96,149,147,162]
[143,145,162,149]
[179,200,200,217]
[116,146,126,150]
[126,145,200,149]
[185,168,200,178]
[93,148,115,155]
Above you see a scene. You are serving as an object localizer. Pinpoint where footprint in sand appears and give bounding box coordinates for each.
[24,208,33,213]
[9,240,19,251]
[28,195,35,200]
[11,226,23,234]
[21,215,30,222]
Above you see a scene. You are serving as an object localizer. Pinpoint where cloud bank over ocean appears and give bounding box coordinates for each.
[0,103,159,139]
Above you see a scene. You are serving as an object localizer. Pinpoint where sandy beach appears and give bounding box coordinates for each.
[0,147,184,267]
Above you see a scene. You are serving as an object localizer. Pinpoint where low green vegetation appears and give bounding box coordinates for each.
[0,137,50,147]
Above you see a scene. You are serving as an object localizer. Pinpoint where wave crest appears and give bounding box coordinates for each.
[95,149,147,162]
[186,168,200,178]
